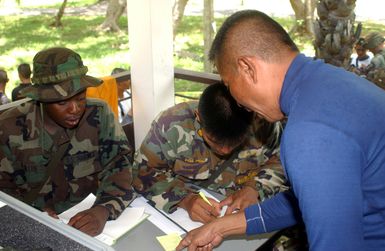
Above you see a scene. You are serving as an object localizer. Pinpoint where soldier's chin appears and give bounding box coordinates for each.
[214,151,232,159]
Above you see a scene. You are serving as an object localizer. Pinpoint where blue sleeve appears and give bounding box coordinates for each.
[244,190,301,235]
[282,122,364,250]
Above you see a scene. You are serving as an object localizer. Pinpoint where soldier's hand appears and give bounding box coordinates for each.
[68,205,109,236]
[179,193,221,223]
[220,186,259,215]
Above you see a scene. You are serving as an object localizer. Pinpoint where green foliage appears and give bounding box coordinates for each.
[0,14,130,96]
[1,3,384,98]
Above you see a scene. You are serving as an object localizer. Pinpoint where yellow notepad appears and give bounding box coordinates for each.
[156,233,182,251]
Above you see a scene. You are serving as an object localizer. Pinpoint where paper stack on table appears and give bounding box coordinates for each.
[58,193,148,245]
[129,189,227,236]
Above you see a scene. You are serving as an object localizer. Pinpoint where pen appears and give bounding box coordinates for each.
[198,191,212,206]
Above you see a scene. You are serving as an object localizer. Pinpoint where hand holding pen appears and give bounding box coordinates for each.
[178,192,221,223]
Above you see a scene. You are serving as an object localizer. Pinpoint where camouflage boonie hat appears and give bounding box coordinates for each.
[364,32,384,50]
[21,47,102,102]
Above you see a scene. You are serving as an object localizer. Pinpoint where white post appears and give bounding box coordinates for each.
[127,0,175,149]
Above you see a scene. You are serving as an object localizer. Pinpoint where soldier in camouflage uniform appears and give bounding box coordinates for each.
[132,83,287,223]
[363,32,385,89]
[0,47,134,236]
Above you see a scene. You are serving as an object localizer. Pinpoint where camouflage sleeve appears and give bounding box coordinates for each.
[0,134,21,198]
[132,120,194,213]
[238,146,288,201]
[93,104,135,220]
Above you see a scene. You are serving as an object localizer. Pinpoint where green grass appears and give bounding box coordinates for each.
[1,2,385,99]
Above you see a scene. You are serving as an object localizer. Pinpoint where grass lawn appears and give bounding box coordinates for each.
[1,1,384,99]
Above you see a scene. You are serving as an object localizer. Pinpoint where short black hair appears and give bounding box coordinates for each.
[111,67,128,75]
[17,63,31,79]
[209,10,298,63]
[198,82,253,145]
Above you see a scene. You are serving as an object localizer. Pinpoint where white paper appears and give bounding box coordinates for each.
[130,196,185,235]
[58,193,147,245]
[129,189,228,235]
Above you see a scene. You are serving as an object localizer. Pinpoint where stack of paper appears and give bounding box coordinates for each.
[58,194,148,245]
[129,189,227,235]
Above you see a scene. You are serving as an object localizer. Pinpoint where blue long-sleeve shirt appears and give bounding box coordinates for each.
[245,54,385,250]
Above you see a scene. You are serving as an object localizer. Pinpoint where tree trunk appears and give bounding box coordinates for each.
[289,0,317,36]
[313,0,359,67]
[203,0,214,73]
[172,0,189,40]
[98,0,126,32]
[51,0,67,27]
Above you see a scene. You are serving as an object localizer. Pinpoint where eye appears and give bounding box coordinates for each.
[58,101,67,106]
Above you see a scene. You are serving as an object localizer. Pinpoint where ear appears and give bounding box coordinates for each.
[237,56,257,83]
[194,110,201,122]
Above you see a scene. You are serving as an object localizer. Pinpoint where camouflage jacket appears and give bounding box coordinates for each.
[0,99,134,220]
[369,49,385,68]
[132,101,288,213]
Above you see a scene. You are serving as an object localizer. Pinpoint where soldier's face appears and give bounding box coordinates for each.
[202,130,239,158]
[44,91,87,129]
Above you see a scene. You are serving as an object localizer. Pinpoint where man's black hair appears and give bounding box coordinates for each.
[111,67,127,75]
[209,9,298,63]
[17,63,31,79]
[198,82,253,145]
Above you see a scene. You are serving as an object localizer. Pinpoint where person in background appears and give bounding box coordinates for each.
[364,32,385,69]
[111,67,132,125]
[0,47,134,237]
[349,37,372,75]
[177,10,385,251]
[132,82,287,223]
[12,63,33,101]
[0,69,11,105]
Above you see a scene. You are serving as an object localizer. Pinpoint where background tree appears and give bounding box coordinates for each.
[203,0,214,72]
[51,0,68,27]
[289,0,317,36]
[172,0,189,40]
[98,0,126,32]
[313,0,360,67]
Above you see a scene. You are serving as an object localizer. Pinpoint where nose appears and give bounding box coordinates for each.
[68,101,80,114]
[217,145,233,156]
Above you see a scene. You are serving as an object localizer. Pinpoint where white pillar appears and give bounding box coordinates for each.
[127,0,175,149]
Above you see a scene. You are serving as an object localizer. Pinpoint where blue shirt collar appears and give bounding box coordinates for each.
[279,53,312,116]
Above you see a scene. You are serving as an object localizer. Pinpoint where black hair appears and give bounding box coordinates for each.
[355,38,367,47]
[198,82,254,146]
[209,9,298,63]
[111,67,128,75]
[17,63,32,79]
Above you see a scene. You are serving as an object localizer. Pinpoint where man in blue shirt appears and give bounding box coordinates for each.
[177,10,385,251]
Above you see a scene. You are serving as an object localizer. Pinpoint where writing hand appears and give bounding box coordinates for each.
[179,193,221,223]
[68,205,109,236]
[220,186,259,215]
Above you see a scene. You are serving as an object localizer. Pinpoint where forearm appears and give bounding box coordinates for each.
[212,212,247,238]
[244,190,301,235]
[96,155,135,219]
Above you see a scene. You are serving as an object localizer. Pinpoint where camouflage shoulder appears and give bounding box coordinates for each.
[0,101,35,121]
[154,101,198,130]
